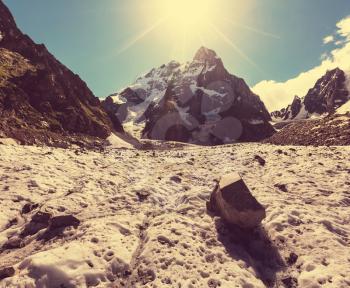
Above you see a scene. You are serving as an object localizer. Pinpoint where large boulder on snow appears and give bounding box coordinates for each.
[208,173,266,229]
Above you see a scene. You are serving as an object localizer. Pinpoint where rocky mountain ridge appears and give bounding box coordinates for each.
[0,0,122,147]
[104,47,275,145]
[271,68,350,121]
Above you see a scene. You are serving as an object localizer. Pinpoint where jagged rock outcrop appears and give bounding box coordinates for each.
[304,68,349,114]
[271,68,350,121]
[269,68,350,145]
[0,1,121,146]
[271,96,302,120]
[104,47,274,145]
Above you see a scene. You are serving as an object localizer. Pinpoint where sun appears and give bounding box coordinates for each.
[162,0,213,32]
[155,0,215,37]
[119,0,278,69]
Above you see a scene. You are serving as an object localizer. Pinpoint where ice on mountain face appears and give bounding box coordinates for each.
[0,31,3,42]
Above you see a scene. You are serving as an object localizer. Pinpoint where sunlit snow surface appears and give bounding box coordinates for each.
[0,142,349,287]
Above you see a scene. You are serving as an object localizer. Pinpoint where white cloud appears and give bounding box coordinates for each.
[337,16,350,40]
[252,16,350,112]
[323,35,334,44]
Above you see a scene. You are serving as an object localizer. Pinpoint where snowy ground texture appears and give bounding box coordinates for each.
[0,141,349,288]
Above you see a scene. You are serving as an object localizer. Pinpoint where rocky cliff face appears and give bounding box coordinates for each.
[271,96,302,120]
[0,1,120,146]
[272,68,350,121]
[104,47,274,145]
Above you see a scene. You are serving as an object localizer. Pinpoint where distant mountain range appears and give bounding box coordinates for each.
[103,47,274,145]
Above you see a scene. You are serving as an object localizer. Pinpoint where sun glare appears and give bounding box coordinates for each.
[119,0,278,69]
[161,0,213,32]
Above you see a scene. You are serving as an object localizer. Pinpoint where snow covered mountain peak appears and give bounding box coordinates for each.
[103,47,274,144]
[193,46,219,63]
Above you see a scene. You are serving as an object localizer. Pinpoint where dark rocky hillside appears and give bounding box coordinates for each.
[0,0,122,147]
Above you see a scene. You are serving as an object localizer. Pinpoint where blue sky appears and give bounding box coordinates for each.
[4,0,350,101]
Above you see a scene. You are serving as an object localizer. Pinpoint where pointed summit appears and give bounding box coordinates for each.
[193,46,218,62]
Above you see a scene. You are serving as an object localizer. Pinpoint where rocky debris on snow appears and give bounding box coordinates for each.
[2,237,23,250]
[266,113,350,146]
[20,211,80,238]
[21,211,51,237]
[208,173,266,228]
[0,267,15,281]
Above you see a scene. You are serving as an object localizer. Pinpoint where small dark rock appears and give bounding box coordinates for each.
[32,211,52,224]
[208,279,221,288]
[5,218,18,229]
[50,215,80,229]
[136,190,150,202]
[286,252,298,265]
[0,266,15,280]
[170,176,182,183]
[274,184,288,192]
[157,236,174,247]
[21,203,39,214]
[254,155,266,166]
[138,268,156,285]
[281,276,298,288]
[3,237,23,250]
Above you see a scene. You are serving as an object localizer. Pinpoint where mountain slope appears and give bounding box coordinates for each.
[266,113,350,146]
[271,68,350,121]
[104,47,274,145]
[0,0,122,146]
